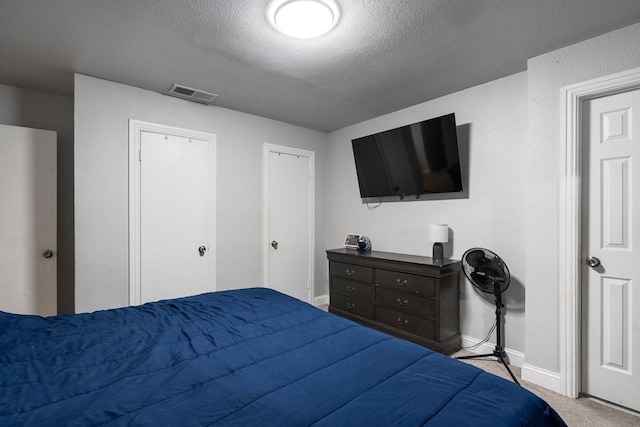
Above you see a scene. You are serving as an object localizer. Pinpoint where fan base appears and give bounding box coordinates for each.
[456,349,519,384]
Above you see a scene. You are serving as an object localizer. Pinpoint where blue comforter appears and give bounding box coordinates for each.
[0,288,565,426]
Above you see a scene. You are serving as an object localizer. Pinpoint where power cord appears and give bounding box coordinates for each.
[366,198,382,210]
[465,319,497,351]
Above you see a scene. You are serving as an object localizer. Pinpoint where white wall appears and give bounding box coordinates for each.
[523,22,640,385]
[0,84,75,314]
[326,72,528,355]
[74,74,327,313]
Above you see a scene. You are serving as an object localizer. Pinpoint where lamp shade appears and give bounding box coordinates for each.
[429,224,449,243]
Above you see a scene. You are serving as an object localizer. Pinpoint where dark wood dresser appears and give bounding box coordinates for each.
[327,248,461,354]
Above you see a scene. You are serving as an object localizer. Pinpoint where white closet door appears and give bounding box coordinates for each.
[138,129,215,304]
[582,89,640,412]
[0,124,57,316]
[265,146,314,303]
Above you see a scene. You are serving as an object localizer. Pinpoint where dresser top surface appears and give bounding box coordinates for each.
[327,248,460,269]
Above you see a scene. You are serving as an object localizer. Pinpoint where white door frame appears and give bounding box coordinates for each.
[262,143,315,303]
[128,120,217,305]
[560,67,640,397]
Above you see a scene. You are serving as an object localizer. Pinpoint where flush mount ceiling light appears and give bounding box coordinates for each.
[269,0,340,39]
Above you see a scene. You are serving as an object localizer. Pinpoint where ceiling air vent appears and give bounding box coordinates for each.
[167,84,218,105]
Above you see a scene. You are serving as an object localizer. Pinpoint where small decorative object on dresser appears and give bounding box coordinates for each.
[429,224,449,263]
[357,236,371,251]
[327,248,461,354]
[343,233,360,248]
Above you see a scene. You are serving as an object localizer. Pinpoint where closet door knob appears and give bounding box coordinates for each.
[586,256,600,268]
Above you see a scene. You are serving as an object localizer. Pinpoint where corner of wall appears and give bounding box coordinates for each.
[313,294,329,307]
[521,364,563,394]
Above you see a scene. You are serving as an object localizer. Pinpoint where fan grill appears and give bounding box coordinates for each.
[462,248,510,294]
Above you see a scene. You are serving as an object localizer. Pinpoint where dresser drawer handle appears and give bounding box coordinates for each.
[346,285,356,292]
[396,317,409,326]
[396,278,408,286]
[396,298,408,306]
[346,302,356,309]
[346,269,354,276]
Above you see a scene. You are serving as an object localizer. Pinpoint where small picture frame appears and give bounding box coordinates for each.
[344,233,361,248]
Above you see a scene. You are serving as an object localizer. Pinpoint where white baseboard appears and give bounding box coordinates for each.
[314,294,329,307]
[461,336,563,394]
[521,363,563,394]
[461,335,524,367]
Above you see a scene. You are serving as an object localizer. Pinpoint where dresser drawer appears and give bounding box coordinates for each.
[332,278,374,299]
[331,294,374,319]
[376,269,435,297]
[375,306,435,340]
[330,261,374,283]
[375,287,435,319]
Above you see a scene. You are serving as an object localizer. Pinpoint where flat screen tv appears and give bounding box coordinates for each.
[351,113,463,199]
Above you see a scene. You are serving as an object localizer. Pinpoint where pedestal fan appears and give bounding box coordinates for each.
[456,248,520,384]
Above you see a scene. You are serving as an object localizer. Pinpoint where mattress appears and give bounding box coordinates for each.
[0,287,566,426]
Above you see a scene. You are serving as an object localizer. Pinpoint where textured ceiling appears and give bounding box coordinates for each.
[2,0,640,132]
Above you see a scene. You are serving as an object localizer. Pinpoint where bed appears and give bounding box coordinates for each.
[1,287,565,426]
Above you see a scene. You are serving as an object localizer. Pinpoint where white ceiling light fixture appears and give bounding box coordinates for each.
[269,0,340,39]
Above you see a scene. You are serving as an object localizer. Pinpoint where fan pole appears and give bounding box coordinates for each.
[456,289,520,385]
[494,291,505,355]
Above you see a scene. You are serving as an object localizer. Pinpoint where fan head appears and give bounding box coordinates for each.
[462,248,510,294]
